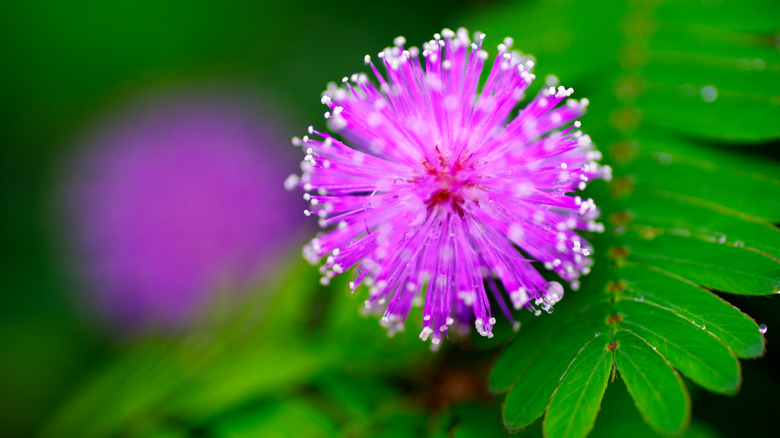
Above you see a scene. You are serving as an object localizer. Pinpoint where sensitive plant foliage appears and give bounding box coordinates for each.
[289,28,611,347]
[66,92,304,332]
[468,0,780,437]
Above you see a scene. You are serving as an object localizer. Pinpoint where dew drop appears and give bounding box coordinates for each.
[713,232,727,243]
[759,324,768,335]
[700,86,718,103]
[634,295,644,302]
[545,281,565,304]
[656,152,672,165]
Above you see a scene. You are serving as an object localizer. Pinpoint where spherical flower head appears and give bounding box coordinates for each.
[290,29,610,348]
[66,91,305,333]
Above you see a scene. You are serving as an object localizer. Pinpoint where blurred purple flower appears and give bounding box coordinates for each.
[290,29,611,348]
[67,91,304,332]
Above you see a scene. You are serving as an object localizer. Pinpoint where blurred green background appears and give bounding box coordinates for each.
[1,1,778,437]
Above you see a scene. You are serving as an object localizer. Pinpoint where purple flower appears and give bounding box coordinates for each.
[290,29,610,348]
[67,91,305,332]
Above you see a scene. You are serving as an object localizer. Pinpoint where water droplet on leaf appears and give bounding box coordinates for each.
[700,86,718,103]
[656,152,672,165]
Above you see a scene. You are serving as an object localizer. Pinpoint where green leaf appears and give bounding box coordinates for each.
[630,132,780,181]
[467,0,779,435]
[617,265,765,358]
[613,137,780,222]
[635,59,780,142]
[615,300,740,394]
[542,334,612,438]
[592,374,722,438]
[610,187,780,259]
[489,295,609,393]
[634,2,780,142]
[653,0,779,31]
[623,233,780,295]
[500,303,612,430]
[613,330,690,436]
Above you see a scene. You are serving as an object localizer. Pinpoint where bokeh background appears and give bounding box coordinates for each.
[1,1,778,437]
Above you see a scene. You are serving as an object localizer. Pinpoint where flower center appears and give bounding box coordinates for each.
[421,158,474,217]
